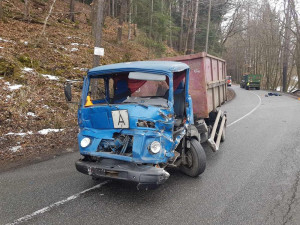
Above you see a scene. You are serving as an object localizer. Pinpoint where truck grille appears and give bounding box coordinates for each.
[97,134,133,156]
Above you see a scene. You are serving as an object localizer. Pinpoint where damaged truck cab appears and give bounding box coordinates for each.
[70,54,227,189]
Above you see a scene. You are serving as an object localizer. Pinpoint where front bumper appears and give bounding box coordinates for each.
[75,158,170,189]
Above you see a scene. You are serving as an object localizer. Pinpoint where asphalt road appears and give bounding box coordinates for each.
[1,85,300,225]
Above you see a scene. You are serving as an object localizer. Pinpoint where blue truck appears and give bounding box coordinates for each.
[65,53,227,189]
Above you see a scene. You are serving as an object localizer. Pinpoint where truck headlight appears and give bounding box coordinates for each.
[80,137,91,148]
[149,141,161,154]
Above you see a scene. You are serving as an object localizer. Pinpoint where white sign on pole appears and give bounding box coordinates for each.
[94,47,104,56]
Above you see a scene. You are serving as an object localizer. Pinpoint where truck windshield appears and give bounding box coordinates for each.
[88,75,169,108]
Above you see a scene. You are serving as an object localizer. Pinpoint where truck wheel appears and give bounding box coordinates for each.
[180,139,206,177]
[256,87,260,90]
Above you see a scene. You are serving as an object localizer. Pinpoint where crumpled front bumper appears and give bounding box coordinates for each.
[75,158,170,189]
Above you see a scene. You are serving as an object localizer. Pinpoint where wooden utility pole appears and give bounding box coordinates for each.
[205,0,212,53]
[282,0,291,92]
[93,0,105,67]
[190,0,199,54]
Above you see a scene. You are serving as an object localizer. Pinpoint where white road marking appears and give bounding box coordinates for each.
[6,181,109,225]
[227,91,262,127]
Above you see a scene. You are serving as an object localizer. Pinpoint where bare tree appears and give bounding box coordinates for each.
[41,0,57,37]
[111,0,115,17]
[93,0,105,67]
[128,0,132,40]
[69,0,75,22]
[179,0,185,52]
[0,0,3,20]
[117,0,125,43]
[24,0,30,21]
[290,0,300,89]
[190,0,199,54]
[282,0,291,92]
[149,0,154,38]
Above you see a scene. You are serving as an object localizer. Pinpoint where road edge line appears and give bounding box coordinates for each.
[6,181,109,225]
[227,91,262,127]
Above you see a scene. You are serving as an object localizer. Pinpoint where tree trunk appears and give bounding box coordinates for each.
[149,0,153,38]
[111,0,114,17]
[93,0,104,67]
[282,0,291,92]
[179,0,185,52]
[190,0,199,54]
[117,0,123,43]
[0,0,4,20]
[24,0,30,21]
[169,2,172,48]
[128,0,132,40]
[69,0,75,22]
[205,0,212,53]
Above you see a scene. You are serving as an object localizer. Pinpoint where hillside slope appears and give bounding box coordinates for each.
[0,0,177,170]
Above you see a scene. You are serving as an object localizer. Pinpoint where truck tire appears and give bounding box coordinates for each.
[256,87,260,90]
[180,139,206,177]
[246,86,249,90]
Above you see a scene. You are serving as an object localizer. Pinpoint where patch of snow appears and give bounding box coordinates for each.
[38,129,64,135]
[6,95,12,101]
[5,131,33,136]
[80,68,88,72]
[8,84,22,91]
[22,67,34,72]
[0,77,3,79]
[71,43,79,46]
[0,46,4,49]
[276,86,281,91]
[0,37,10,42]
[67,36,72,39]
[81,44,89,47]
[70,48,79,52]
[0,37,15,44]
[42,74,59,81]
[59,46,68,51]
[10,146,22,152]
[27,112,37,117]
[42,105,50,109]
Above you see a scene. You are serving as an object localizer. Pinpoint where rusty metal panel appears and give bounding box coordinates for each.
[157,52,226,118]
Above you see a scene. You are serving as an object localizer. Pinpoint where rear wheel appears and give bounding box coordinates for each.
[180,139,206,177]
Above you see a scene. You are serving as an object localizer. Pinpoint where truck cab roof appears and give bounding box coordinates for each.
[87,61,189,77]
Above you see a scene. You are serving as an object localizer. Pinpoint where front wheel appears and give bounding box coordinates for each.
[180,139,206,177]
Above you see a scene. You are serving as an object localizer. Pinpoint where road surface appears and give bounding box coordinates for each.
[1,86,300,225]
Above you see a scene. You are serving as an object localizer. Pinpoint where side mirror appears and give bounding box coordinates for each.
[64,83,72,102]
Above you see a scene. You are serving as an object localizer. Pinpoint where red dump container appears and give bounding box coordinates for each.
[158,52,227,118]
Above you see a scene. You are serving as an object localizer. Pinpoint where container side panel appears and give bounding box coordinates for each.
[205,58,213,83]
[212,59,218,81]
